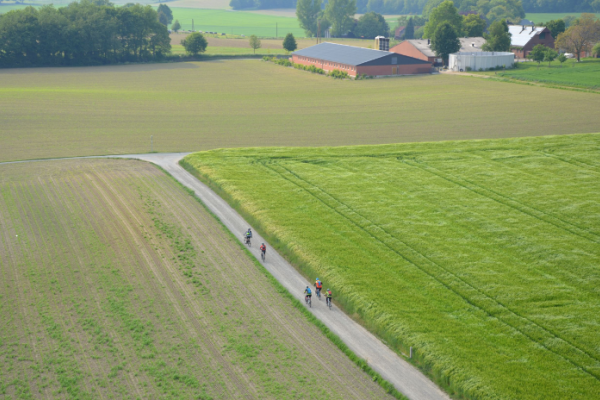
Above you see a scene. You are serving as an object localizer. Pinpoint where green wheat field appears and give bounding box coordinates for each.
[183,133,600,400]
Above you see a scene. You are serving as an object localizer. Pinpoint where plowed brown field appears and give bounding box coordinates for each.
[0,158,393,399]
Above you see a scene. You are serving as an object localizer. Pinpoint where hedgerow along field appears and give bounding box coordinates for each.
[183,133,600,400]
[0,158,395,399]
[2,60,600,163]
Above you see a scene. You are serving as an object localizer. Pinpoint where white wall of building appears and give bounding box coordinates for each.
[448,52,515,71]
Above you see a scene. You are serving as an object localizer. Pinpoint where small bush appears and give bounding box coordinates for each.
[329,69,349,79]
[465,66,472,72]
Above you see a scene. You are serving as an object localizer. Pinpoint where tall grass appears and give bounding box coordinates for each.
[183,133,600,400]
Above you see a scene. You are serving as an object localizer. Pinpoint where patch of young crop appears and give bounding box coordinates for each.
[0,159,394,399]
[183,132,600,400]
[2,62,600,163]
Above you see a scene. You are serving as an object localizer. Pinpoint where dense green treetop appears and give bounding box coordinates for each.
[296,0,323,37]
[528,43,549,65]
[354,11,389,38]
[0,0,170,67]
[283,32,298,52]
[172,19,181,32]
[431,21,460,62]
[157,3,172,24]
[463,13,487,36]
[545,19,565,38]
[482,19,511,51]
[181,32,208,55]
[249,34,261,53]
[404,17,415,39]
[324,0,356,37]
[423,1,463,38]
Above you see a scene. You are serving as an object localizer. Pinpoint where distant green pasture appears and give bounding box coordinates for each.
[168,8,305,37]
[484,58,600,89]
[525,12,599,23]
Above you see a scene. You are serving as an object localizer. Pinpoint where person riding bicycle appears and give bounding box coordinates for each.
[260,243,266,256]
[247,228,252,238]
[244,230,251,244]
[314,278,322,296]
[325,288,332,306]
[304,286,312,303]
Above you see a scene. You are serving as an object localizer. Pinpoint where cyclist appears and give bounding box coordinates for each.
[244,230,251,245]
[260,243,266,258]
[314,278,322,298]
[325,288,332,307]
[247,228,252,238]
[304,286,312,304]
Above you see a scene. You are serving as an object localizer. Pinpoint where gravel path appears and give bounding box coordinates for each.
[114,153,450,400]
[1,153,450,400]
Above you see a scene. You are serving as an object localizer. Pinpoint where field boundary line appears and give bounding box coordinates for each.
[263,159,600,383]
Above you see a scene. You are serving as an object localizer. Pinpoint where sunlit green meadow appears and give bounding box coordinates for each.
[183,133,600,400]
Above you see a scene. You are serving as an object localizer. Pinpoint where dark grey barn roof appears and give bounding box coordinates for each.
[292,42,430,66]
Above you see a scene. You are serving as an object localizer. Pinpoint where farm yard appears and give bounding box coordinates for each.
[0,158,394,399]
[183,133,600,400]
[2,60,600,163]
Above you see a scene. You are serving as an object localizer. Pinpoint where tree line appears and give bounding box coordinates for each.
[0,0,170,67]
[237,0,599,14]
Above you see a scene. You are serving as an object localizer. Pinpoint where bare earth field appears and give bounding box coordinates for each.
[0,158,393,399]
[1,60,600,163]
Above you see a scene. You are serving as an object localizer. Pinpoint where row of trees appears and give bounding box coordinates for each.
[0,0,170,67]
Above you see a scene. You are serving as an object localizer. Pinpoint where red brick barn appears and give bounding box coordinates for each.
[508,25,555,59]
[291,42,432,78]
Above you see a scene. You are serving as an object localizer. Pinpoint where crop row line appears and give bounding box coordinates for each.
[395,159,600,369]
[542,152,600,175]
[401,158,600,244]
[261,159,600,383]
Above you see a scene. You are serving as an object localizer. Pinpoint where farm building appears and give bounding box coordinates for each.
[508,25,555,59]
[291,42,432,77]
[448,51,515,71]
[390,37,486,65]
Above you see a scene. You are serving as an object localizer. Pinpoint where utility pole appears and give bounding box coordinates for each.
[317,20,320,44]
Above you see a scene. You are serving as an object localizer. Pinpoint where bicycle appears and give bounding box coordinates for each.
[315,287,321,300]
[261,250,266,261]
[244,236,251,247]
[305,295,311,308]
[326,297,332,310]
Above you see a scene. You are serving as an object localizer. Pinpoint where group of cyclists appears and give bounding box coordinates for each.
[244,228,332,309]
[245,228,266,260]
[304,278,333,309]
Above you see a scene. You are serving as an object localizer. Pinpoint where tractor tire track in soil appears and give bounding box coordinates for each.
[112,153,450,400]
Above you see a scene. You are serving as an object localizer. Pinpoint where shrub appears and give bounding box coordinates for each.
[465,66,472,71]
[329,69,349,79]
